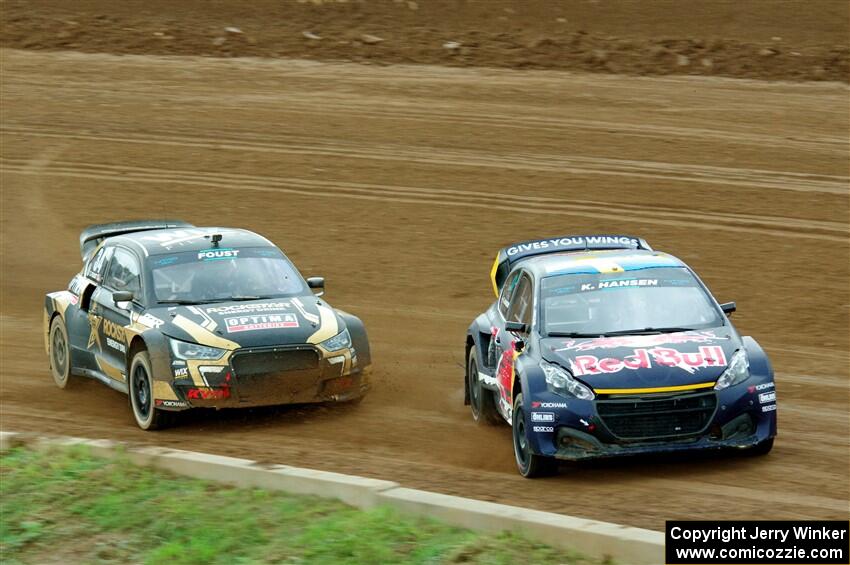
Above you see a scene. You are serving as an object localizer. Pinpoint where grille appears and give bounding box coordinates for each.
[596,391,717,441]
[231,347,320,377]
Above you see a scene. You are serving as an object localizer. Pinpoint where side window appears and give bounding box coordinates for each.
[506,274,534,325]
[498,271,522,318]
[104,248,142,294]
[84,247,112,283]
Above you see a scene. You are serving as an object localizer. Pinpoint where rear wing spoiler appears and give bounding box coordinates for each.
[489,234,652,295]
[80,220,194,261]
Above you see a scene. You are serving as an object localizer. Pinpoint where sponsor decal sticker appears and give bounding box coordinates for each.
[225,313,299,333]
[532,401,568,409]
[762,403,777,412]
[759,391,776,404]
[186,387,230,400]
[173,367,189,378]
[532,426,555,433]
[755,382,775,391]
[558,330,725,352]
[136,313,164,328]
[506,236,638,257]
[531,412,555,423]
[568,346,727,377]
[206,302,292,314]
[155,399,189,408]
[106,337,126,353]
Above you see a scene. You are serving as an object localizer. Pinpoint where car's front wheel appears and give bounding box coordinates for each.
[129,350,172,430]
[468,350,502,425]
[512,392,558,478]
[48,316,73,388]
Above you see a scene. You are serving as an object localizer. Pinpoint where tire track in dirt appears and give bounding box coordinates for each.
[1,158,846,242]
[2,125,847,194]
[3,81,846,154]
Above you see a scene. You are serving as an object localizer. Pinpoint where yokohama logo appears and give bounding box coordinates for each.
[569,346,727,377]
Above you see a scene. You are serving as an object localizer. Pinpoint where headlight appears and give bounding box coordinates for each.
[540,360,594,400]
[169,338,227,360]
[320,328,351,352]
[714,349,749,390]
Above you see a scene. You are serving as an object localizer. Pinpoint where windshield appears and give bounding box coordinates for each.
[540,267,722,336]
[149,247,307,304]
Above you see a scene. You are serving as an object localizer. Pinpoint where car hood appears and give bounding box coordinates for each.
[145,295,340,349]
[540,327,740,393]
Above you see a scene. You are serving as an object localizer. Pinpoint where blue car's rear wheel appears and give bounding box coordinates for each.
[512,393,558,478]
[468,350,501,425]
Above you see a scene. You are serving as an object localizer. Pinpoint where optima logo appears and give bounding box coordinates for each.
[224,313,299,333]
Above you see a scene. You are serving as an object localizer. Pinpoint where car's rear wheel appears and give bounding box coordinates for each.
[747,437,774,456]
[48,316,73,388]
[512,393,559,478]
[468,350,501,425]
[129,350,172,431]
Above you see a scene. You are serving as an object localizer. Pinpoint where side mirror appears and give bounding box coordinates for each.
[307,277,325,297]
[113,291,134,308]
[505,321,528,334]
[720,301,736,315]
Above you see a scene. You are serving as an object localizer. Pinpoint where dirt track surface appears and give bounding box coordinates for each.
[1,48,849,530]
[2,0,849,82]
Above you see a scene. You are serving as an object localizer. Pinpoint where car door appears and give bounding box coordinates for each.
[91,246,142,383]
[491,269,534,418]
[66,245,113,370]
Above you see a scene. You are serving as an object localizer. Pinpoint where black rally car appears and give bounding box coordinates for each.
[45,220,371,429]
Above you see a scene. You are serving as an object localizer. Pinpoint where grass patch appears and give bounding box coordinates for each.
[0,446,607,564]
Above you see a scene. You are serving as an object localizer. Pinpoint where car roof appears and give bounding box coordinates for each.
[520,249,687,279]
[107,227,276,257]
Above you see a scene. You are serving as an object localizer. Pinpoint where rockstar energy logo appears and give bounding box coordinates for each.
[102,318,126,344]
[87,312,126,352]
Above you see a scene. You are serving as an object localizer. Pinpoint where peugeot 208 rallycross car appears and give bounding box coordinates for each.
[464,234,776,477]
[45,220,371,430]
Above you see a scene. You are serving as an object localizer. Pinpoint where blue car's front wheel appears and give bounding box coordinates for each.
[512,393,558,478]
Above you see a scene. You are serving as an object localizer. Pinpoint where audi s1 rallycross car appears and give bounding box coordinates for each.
[464,234,776,477]
[45,220,371,430]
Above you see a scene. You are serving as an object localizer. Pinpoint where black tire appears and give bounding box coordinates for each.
[747,437,774,456]
[512,393,559,478]
[468,349,502,425]
[129,350,172,431]
[48,316,73,388]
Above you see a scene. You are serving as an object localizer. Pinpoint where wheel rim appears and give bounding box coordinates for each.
[133,364,151,419]
[514,406,530,469]
[470,360,481,414]
[51,326,68,378]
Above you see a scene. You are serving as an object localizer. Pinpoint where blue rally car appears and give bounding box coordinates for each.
[464,235,776,477]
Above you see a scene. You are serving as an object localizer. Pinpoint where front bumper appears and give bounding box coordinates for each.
[528,381,777,461]
[159,344,369,409]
